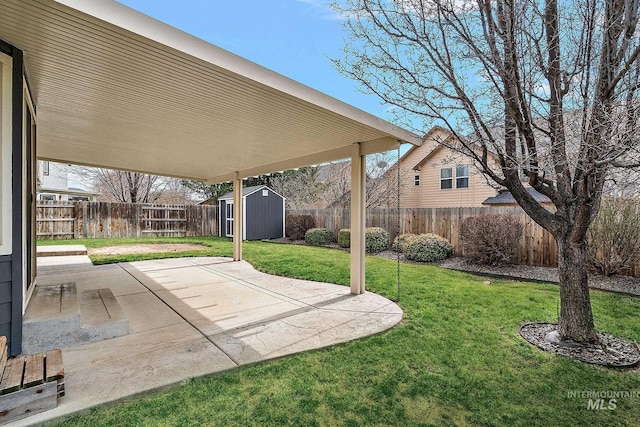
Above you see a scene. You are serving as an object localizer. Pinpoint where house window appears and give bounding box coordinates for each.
[414,175,420,186]
[440,168,453,189]
[456,165,469,188]
[42,160,49,176]
[262,189,269,197]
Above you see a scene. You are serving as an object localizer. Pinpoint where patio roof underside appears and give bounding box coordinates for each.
[1,0,420,183]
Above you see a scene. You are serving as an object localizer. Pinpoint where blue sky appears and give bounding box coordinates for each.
[116,0,391,121]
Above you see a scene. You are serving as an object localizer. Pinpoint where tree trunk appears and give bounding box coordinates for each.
[556,236,600,344]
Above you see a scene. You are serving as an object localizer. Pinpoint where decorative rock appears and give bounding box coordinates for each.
[520,322,640,367]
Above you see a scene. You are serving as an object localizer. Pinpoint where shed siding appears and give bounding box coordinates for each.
[246,189,284,240]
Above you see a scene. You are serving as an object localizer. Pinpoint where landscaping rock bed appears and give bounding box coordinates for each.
[273,240,640,297]
[519,323,640,367]
[436,257,640,297]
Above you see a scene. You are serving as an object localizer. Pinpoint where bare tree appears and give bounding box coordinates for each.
[182,168,323,207]
[320,161,351,207]
[270,167,324,209]
[153,178,197,205]
[334,0,640,344]
[71,167,176,204]
[321,152,401,208]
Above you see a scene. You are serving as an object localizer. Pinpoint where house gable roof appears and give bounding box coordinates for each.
[411,128,501,171]
[396,125,452,165]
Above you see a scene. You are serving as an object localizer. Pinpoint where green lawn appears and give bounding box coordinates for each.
[40,237,640,426]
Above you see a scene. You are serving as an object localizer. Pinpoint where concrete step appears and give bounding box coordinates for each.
[78,289,129,343]
[37,245,88,257]
[22,283,129,354]
[23,283,81,354]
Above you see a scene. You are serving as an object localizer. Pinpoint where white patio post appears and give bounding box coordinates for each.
[233,173,243,261]
[350,143,366,295]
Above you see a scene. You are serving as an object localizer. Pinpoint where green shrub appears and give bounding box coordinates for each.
[286,214,316,240]
[338,229,351,248]
[588,197,640,276]
[392,233,416,252]
[460,214,523,265]
[305,228,334,246]
[404,234,453,262]
[336,228,390,252]
[365,227,390,254]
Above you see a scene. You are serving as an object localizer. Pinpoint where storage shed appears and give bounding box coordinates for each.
[219,186,285,240]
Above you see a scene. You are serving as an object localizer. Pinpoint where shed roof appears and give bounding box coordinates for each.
[482,187,552,205]
[1,0,421,184]
[219,185,284,201]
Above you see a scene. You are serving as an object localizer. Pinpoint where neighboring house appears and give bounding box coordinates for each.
[37,161,97,202]
[397,126,499,208]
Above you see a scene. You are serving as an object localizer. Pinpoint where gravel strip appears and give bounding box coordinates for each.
[271,241,640,297]
[434,257,640,297]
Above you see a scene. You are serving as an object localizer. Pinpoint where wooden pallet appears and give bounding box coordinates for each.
[0,336,65,425]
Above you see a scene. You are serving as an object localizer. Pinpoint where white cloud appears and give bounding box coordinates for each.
[294,0,350,21]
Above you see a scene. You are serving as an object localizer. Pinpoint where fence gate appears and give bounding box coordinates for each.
[141,205,187,237]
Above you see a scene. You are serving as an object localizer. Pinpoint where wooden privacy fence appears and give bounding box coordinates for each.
[37,201,218,239]
[289,207,559,268]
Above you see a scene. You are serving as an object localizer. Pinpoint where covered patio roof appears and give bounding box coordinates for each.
[1,0,420,183]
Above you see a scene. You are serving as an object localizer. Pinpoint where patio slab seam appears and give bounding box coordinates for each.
[191,261,402,316]
[117,263,240,367]
[190,261,313,308]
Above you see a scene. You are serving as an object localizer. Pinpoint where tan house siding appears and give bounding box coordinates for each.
[398,127,498,208]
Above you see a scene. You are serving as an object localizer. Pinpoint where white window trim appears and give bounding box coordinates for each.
[440,167,453,190]
[0,53,12,255]
[225,201,234,237]
[456,165,470,189]
[23,78,37,311]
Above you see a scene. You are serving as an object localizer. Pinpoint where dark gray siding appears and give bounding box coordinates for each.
[245,189,284,240]
[1,40,24,356]
[0,256,12,351]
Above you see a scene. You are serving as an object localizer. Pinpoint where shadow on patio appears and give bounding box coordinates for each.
[19,255,402,425]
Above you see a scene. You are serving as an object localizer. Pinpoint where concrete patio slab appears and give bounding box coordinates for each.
[37,263,149,297]
[18,255,403,426]
[115,292,185,333]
